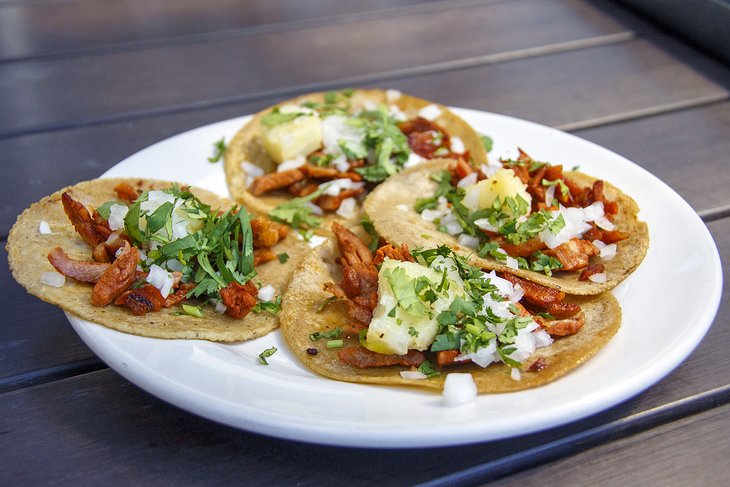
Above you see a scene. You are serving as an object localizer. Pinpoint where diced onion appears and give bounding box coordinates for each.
[418,104,442,121]
[146,264,174,298]
[457,172,477,188]
[335,197,358,219]
[399,370,427,380]
[545,184,556,207]
[215,301,227,314]
[386,89,402,102]
[396,204,410,212]
[107,204,129,231]
[474,218,498,233]
[241,161,265,178]
[40,271,65,288]
[420,209,441,222]
[277,155,306,172]
[457,234,479,248]
[38,221,52,235]
[505,256,519,270]
[450,136,465,154]
[304,201,324,216]
[442,373,477,406]
[257,285,275,302]
[510,368,522,381]
[588,272,607,283]
[403,152,425,168]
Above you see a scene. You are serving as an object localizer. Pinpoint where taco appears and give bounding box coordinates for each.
[279,223,621,393]
[364,152,649,295]
[7,178,308,341]
[223,89,487,231]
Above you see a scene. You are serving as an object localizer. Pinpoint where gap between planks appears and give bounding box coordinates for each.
[416,384,730,486]
[0,32,636,141]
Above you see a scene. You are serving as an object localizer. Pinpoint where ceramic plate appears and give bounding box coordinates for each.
[68,108,722,448]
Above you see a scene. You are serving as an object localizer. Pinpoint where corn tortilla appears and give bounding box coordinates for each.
[364,159,649,295]
[280,240,621,393]
[7,178,309,341]
[223,89,487,224]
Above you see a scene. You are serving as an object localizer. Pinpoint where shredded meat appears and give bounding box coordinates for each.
[436,349,466,367]
[537,313,585,336]
[316,187,365,211]
[115,284,165,315]
[253,248,277,265]
[338,346,425,369]
[219,281,258,319]
[114,182,140,203]
[579,263,605,281]
[91,242,140,307]
[91,231,130,263]
[287,179,318,197]
[496,238,547,258]
[249,168,306,195]
[399,117,457,160]
[250,217,288,248]
[499,272,581,318]
[544,238,599,271]
[600,229,629,244]
[333,222,373,267]
[164,282,195,308]
[372,243,414,266]
[47,247,111,283]
[61,192,108,248]
[301,163,362,181]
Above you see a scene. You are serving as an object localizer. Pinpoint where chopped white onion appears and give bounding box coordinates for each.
[474,218,498,233]
[257,284,275,302]
[386,89,402,102]
[320,178,364,197]
[588,272,608,283]
[403,152,425,168]
[277,155,306,172]
[146,264,174,298]
[420,209,441,222]
[505,256,519,270]
[107,204,129,231]
[40,271,65,288]
[457,234,480,249]
[215,301,228,314]
[38,220,52,235]
[335,197,358,219]
[442,373,477,407]
[450,136,465,154]
[418,104,442,121]
[241,161,265,178]
[510,368,522,381]
[599,242,617,260]
[396,204,410,212]
[545,184,556,207]
[304,201,324,216]
[399,370,427,380]
[457,172,477,188]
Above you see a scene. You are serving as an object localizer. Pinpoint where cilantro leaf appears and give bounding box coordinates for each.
[208,137,226,163]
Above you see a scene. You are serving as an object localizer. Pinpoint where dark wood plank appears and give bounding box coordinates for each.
[489,402,730,485]
[0,0,636,135]
[574,101,730,217]
[0,0,445,61]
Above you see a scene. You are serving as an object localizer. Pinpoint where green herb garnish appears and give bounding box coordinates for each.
[259,346,278,365]
[208,137,226,163]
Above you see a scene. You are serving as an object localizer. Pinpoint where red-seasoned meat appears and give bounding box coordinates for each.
[115,284,165,315]
[164,282,196,308]
[372,243,414,266]
[113,182,140,203]
[249,169,306,195]
[332,222,373,267]
[499,272,581,317]
[91,242,140,306]
[337,346,425,368]
[579,263,605,281]
[219,281,258,319]
[544,238,599,271]
[251,217,288,248]
[316,187,364,211]
[61,192,107,248]
[47,247,111,283]
[537,314,585,336]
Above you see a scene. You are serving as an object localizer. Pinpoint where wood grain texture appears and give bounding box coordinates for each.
[0,0,633,135]
[488,402,730,486]
[0,0,445,61]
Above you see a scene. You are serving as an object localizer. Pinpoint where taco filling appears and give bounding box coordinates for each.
[47,182,287,319]
[238,89,481,221]
[415,149,629,281]
[321,223,590,378]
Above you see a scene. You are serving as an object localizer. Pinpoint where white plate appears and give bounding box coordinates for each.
[68,108,722,448]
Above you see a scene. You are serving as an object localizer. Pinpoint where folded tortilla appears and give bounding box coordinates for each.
[280,240,621,393]
[223,89,487,223]
[6,178,308,341]
[364,159,649,295]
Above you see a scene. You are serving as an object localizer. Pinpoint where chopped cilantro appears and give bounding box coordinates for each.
[268,185,327,230]
[277,252,290,264]
[181,304,203,318]
[252,296,282,316]
[310,328,342,342]
[480,134,493,153]
[418,360,441,378]
[258,346,277,365]
[360,215,381,252]
[261,108,307,128]
[208,137,226,163]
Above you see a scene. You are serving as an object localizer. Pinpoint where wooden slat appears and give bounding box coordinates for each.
[488,402,730,485]
[0,0,635,135]
[0,0,445,61]
[574,101,730,217]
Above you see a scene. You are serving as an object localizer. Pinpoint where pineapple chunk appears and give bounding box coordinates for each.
[463,168,532,215]
[261,105,322,164]
[364,259,463,355]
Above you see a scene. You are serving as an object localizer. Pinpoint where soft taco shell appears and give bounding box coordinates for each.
[7,178,309,342]
[223,89,487,224]
[280,240,621,393]
[364,159,649,295]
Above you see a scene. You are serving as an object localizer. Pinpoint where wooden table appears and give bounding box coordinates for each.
[2,0,728,484]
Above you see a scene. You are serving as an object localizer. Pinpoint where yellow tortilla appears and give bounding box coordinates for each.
[280,240,621,393]
[6,178,309,341]
[223,89,487,223]
[364,159,649,295]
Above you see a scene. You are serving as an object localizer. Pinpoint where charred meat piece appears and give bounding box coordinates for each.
[115,284,165,315]
[372,243,414,266]
[249,168,306,195]
[61,192,108,248]
[499,272,581,318]
[338,346,425,369]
